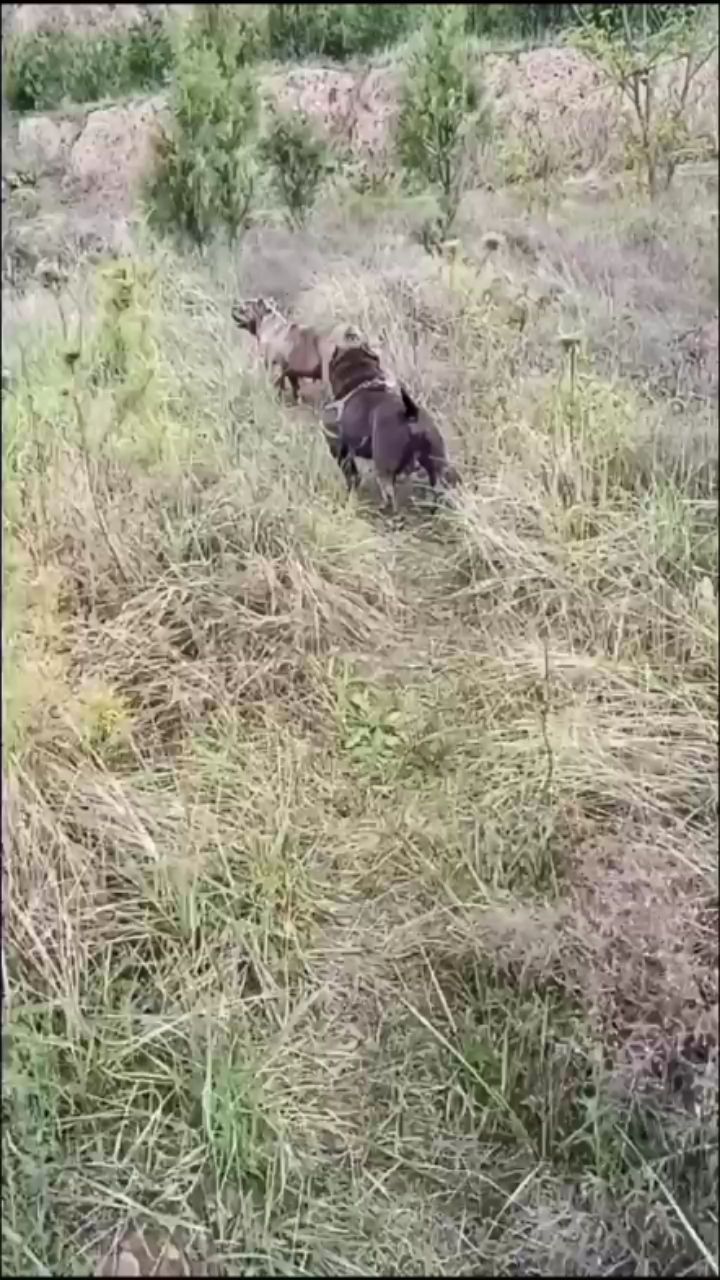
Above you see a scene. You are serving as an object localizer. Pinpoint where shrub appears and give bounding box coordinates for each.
[464,3,569,40]
[259,109,332,226]
[572,4,718,197]
[146,35,259,246]
[463,5,706,42]
[4,21,173,112]
[266,3,420,61]
[574,3,706,37]
[183,3,267,72]
[395,5,492,240]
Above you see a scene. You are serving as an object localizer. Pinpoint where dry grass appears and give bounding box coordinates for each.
[2,174,718,1277]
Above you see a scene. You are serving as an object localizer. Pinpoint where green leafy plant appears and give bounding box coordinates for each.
[259,108,332,226]
[395,5,493,242]
[146,33,259,246]
[90,259,158,394]
[4,21,173,112]
[337,680,408,781]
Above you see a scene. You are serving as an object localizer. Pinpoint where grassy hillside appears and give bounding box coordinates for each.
[2,7,718,1279]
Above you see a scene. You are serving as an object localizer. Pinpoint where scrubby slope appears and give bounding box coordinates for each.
[2,7,718,1277]
[3,24,716,293]
[3,175,717,1275]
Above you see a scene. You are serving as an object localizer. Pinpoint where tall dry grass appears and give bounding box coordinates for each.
[2,178,717,1276]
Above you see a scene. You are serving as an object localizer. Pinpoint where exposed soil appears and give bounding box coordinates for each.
[1,7,717,344]
[3,0,717,220]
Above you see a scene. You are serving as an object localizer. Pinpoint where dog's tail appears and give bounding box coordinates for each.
[400,384,420,422]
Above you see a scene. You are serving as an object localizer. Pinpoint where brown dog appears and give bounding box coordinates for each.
[324,343,459,511]
[231,297,364,403]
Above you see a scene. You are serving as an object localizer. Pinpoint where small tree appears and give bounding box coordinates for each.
[259,108,332,227]
[395,5,492,241]
[572,4,718,198]
[146,31,259,245]
[184,3,267,72]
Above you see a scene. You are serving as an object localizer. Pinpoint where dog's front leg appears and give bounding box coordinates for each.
[272,361,288,399]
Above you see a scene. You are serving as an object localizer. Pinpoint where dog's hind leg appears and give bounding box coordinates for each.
[336,444,360,492]
[415,443,440,510]
[424,460,439,510]
[376,471,398,515]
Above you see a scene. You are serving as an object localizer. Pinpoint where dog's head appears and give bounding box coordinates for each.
[324,324,369,369]
[337,323,365,347]
[230,297,278,336]
[328,340,383,397]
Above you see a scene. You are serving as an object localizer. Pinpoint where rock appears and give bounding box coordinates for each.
[9,4,188,39]
[11,4,147,38]
[68,95,168,214]
[17,114,81,173]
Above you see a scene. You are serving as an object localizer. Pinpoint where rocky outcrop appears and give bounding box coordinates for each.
[7,4,182,38]
[63,95,168,213]
[2,7,717,298]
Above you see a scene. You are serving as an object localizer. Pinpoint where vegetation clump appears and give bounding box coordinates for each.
[395,5,493,241]
[4,21,173,112]
[146,22,260,245]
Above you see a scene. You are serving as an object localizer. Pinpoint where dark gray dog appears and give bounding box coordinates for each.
[323,343,459,511]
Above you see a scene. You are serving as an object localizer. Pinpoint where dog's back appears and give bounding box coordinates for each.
[282,324,324,379]
[235,301,375,389]
[254,315,321,380]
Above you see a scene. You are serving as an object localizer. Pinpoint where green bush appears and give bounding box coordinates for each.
[464,4,569,40]
[462,5,699,43]
[571,4,717,198]
[146,35,259,246]
[183,3,267,72]
[266,3,422,61]
[458,5,702,43]
[572,3,705,36]
[396,6,492,240]
[259,109,333,226]
[4,22,173,112]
